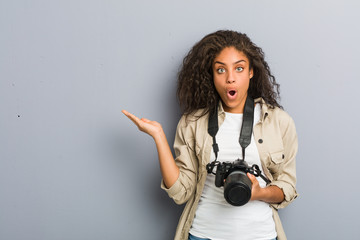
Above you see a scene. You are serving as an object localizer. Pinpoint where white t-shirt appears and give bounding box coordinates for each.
[189,104,276,240]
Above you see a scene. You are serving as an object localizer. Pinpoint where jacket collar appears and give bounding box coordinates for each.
[217,97,270,122]
[254,97,270,122]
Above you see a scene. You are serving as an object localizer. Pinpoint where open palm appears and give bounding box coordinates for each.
[122,110,163,138]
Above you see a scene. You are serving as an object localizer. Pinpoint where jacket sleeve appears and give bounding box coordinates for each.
[270,112,298,209]
[160,115,198,205]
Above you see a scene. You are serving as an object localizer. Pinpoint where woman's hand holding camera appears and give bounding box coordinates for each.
[247,173,262,201]
[247,173,285,204]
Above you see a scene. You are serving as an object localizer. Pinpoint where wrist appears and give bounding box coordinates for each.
[252,186,265,201]
[253,185,284,204]
[258,187,268,201]
[152,127,165,142]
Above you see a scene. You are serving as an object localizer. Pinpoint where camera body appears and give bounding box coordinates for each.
[215,159,254,206]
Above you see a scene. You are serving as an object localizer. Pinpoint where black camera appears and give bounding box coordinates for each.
[213,159,259,206]
[206,95,270,206]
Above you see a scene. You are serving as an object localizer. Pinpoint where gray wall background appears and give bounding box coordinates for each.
[1,0,359,239]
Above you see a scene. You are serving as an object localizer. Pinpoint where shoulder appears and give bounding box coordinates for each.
[270,107,293,123]
[175,109,210,142]
[177,109,209,128]
[255,98,293,122]
[256,96,296,134]
[265,105,297,137]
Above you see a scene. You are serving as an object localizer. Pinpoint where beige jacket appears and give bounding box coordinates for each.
[161,98,298,240]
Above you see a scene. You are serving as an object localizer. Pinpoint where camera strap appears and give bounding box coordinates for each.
[208,94,254,162]
[206,95,270,184]
[239,94,255,159]
[208,103,220,160]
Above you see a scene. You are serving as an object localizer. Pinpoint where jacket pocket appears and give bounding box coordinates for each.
[270,151,285,164]
[268,150,285,175]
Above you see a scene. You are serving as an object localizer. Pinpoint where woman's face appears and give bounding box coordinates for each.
[213,47,253,113]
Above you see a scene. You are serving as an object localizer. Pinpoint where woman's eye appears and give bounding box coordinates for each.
[217,68,226,73]
[236,67,244,72]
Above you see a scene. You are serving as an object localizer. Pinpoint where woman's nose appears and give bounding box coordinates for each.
[226,71,235,83]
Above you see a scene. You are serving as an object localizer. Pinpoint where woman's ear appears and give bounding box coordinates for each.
[250,69,254,79]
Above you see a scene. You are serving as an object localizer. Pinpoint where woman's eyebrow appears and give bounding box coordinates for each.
[214,60,246,65]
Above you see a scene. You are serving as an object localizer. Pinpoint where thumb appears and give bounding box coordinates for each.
[247,173,256,182]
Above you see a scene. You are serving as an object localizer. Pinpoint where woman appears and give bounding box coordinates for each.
[123,30,298,240]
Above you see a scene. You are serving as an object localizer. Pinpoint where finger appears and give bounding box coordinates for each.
[122,110,142,126]
[122,110,134,120]
[122,110,136,118]
[122,110,139,122]
[247,173,256,182]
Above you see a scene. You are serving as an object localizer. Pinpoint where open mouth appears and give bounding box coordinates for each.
[228,90,236,96]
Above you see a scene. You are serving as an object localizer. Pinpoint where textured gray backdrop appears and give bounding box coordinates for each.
[1,0,359,239]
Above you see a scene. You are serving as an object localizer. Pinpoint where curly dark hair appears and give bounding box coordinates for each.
[177,30,282,116]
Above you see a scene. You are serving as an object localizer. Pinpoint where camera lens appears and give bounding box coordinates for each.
[224,171,252,206]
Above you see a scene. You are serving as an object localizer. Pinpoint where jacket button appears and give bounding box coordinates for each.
[258,139,263,144]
